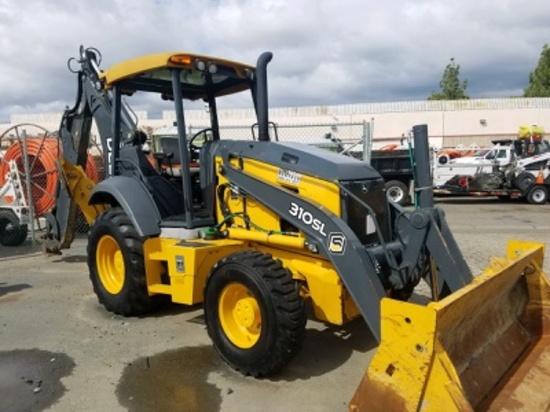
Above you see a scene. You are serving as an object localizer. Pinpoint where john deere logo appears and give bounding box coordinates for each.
[328,233,346,254]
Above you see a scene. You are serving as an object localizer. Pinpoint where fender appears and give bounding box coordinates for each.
[89,176,161,237]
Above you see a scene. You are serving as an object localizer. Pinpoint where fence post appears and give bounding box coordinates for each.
[20,130,36,246]
[362,118,375,163]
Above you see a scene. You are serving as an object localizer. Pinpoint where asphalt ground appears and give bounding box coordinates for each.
[1,196,549,412]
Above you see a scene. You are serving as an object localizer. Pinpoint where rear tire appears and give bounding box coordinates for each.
[514,172,535,193]
[0,209,28,246]
[526,186,549,205]
[385,180,409,206]
[204,251,306,377]
[87,207,160,316]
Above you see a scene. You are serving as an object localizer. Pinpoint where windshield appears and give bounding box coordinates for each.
[472,149,490,157]
[496,149,509,158]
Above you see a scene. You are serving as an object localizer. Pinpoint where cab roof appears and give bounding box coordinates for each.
[100,52,255,100]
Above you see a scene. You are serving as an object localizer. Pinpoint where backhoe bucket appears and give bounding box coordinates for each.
[350,240,550,411]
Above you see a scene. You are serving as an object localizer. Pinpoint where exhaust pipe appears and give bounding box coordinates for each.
[412,124,434,208]
[255,52,273,142]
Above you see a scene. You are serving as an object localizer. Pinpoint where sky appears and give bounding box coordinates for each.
[0,0,549,122]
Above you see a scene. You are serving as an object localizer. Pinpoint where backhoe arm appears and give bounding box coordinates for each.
[44,46,137,250]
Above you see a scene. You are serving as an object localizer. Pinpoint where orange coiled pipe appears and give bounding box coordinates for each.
[0,138,99,216]
[438,149,464,159]
[379,144,399,151]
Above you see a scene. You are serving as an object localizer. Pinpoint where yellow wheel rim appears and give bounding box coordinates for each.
[218,283,262,349]
[96,235,125,295]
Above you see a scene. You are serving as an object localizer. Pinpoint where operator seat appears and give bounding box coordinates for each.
[120,145,185,219]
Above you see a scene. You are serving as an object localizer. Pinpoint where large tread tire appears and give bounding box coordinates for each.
[204,251,306,377]
[87,207,160,316]
[526,185,549,205]
[385,180,409,206]
[0,209,28,246]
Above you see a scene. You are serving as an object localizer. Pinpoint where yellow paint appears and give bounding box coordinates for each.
[349,240,550,411]
[100,52,254,89]
[96,235,125,294]
[237,157,341,216]
[226,227,305,250]
[218,283,261,348]
[142,153,360,326]
[252,244,360,325]
[212,155,356,325]
[214,155,340,244]
[143,237,246,305]
[60,159,107,224]
[143,232,358,325]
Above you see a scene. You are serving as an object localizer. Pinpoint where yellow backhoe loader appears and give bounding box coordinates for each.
[43,46,550,410]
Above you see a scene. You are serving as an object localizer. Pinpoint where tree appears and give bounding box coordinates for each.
[524,44,550,97]
[428,58,469,100]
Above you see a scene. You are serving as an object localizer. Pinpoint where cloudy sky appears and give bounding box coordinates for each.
[0,0,548,122]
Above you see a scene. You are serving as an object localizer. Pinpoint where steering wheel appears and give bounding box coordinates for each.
[188,128,213,163]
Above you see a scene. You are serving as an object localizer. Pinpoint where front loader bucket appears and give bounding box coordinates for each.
[350,240,550,411]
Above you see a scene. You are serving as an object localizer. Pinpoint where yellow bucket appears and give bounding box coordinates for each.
[350,240,550,411]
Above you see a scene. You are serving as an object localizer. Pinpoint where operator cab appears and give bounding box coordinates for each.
[150,126,213,176]
[99,52,260,232]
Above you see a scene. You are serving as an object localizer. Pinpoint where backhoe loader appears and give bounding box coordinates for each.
[44,46,550,410]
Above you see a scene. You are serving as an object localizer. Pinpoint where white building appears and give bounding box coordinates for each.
[1,97,549,150]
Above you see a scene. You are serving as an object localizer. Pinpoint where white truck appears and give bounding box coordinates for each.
[0,160,30,246]
[434,139,550,204]
[433,140,515,187]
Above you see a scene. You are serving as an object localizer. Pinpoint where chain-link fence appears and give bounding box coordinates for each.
[185,121,370,149]
[1,121,373,247]
[0,123,104,247]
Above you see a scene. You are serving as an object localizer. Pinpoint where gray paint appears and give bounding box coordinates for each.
[171,69,195,227]
[254,52,273,142]
[46,47,140,248]
[217,140,382,182]
[89,176,161,237]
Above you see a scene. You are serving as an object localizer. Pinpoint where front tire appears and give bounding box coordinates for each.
[87,207,159,316]
[204,251,306,377]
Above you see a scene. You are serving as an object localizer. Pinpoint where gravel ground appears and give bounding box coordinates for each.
[1,196,549,412]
